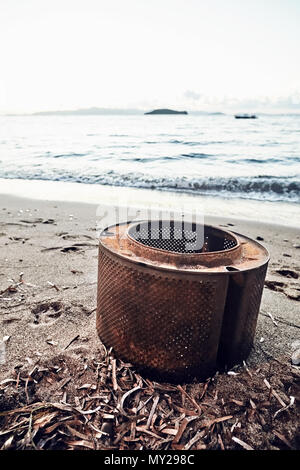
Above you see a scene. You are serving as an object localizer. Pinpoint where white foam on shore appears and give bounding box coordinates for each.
[0,178,299,228]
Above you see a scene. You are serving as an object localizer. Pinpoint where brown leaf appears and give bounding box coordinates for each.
[67,439,95,450]
[263,379,286,407]
[58,377,72,389]
[229,399,244,406]
[177,385,201,414]
[66,425,90,440]
[161,427,178,436]
[1,434,14,450]
[33,412,59,430]
[146,394,159,429]
[119,386,141,417]
[232,436,254,450]
[273,430,294,450]
[200,415,233,429]
[78,383,96,390]
[135,426,162,440]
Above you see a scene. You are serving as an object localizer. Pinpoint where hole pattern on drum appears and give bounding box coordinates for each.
[128,221,238,254]
[97,250,218,380]
[239,265,268,359]
[223,237,237,250]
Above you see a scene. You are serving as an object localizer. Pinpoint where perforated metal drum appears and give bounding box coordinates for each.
[96,221,269,382]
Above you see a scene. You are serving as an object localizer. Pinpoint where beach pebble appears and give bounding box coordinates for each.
[46,340,58,346]
[291,349,300,366]
[256,236,264,241]
[293,244,300,249]
[291,340,300,351]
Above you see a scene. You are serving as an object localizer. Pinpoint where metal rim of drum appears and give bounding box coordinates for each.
[99,220,269,274]
[127,220,240,255]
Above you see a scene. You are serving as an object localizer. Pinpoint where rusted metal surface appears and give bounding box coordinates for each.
[96,221,269,382]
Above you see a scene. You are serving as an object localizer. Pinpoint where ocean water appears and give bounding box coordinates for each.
[0,113,300,203]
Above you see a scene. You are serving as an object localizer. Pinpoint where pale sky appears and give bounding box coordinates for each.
[1,0,300,113]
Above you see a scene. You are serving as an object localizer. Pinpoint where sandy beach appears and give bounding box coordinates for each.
[0,186,299,450]
[1,0,300,454]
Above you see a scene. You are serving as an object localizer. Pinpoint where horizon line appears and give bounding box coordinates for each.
[2,106,300,117]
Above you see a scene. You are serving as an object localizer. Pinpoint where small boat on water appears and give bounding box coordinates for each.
[235,114,258,119]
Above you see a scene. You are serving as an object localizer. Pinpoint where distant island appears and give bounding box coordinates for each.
[144,109,188,115]
[31,107,141,116]
[3,108,230,117]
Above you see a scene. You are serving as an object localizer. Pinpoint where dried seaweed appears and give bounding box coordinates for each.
[0,350,299,450]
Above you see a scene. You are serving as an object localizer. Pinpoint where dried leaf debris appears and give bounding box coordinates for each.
[0,350,299,451]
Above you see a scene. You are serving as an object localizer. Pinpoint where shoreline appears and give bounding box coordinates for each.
[0,178,300,229]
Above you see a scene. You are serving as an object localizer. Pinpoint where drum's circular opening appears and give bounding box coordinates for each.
[128,221,238,254]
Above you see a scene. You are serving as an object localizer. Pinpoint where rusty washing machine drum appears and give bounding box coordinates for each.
[96,220,269,382]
